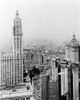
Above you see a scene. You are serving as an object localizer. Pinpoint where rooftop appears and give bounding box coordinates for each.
[66,33,79,47]
[0,84,33,99]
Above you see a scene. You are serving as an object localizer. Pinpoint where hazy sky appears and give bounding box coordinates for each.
[0,0,80,50]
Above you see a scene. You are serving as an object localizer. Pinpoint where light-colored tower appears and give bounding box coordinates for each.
[70,34,79,63]
[72,63,79,100]
[65,34,79,100]
[13,10,23,55]
[51,58,58,81]
[60,60,68,98]
[65,44,70,60]
[13,11,23,85]
[66,33,79,63]
[51,58,59,100]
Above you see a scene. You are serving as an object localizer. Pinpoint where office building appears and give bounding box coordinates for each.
[32,58,59,100]
[0,11,23,87]
[65,34,80,100]
[32,75,41,100]
[66,34,80,63]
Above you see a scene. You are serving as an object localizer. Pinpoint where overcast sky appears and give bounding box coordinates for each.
[0,0,80,50]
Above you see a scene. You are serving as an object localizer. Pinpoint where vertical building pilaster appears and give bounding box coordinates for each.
[72,63,79,100]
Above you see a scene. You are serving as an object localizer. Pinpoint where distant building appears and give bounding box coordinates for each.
[23,48,43,71]
[32,58,59,100]
[23,48,44,83]
[32,75,41,100]
[65,34,80,63]
[65,34,80,100]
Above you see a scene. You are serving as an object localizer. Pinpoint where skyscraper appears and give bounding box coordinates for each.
[0,11,23,88]
[13,10,23,85]
[66,33,80,63]
[65,34,80,100]
[13,10,23,55]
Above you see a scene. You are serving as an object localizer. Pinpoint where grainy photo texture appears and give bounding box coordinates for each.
[0,0,80,100]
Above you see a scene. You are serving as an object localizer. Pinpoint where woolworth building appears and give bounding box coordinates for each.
[0,11,23,88]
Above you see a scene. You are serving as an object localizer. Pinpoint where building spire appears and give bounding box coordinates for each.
[72,32,76,41]
[71,32,79,46]
[16,10,19,18]
[73,32,75,38]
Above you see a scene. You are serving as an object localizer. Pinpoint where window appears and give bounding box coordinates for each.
[31,54,34,60]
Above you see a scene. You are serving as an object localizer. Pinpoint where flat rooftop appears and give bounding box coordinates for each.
[0,84,33,99]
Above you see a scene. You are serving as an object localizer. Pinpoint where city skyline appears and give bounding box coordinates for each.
[0,0,80,50]
[0,1,80,100]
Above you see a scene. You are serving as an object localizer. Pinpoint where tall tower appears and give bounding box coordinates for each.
[13,10,23,55]
[66,33,79,63]
[13,11,23,85]
[70,34,79,63]
[72,63,79,100]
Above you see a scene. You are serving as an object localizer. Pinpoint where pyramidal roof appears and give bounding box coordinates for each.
[66,33,79,47]
[71,33,79,47]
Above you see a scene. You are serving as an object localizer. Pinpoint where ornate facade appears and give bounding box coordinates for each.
[0,11,23,88]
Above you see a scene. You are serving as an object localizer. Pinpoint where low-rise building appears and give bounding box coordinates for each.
[0,84,33,100]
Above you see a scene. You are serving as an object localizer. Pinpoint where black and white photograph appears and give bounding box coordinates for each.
[0,0,80,100]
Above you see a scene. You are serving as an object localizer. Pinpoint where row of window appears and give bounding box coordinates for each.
[12,97,30,100]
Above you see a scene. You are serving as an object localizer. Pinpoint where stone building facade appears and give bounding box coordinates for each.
[0,11,23,88]
[32,58,59,100]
